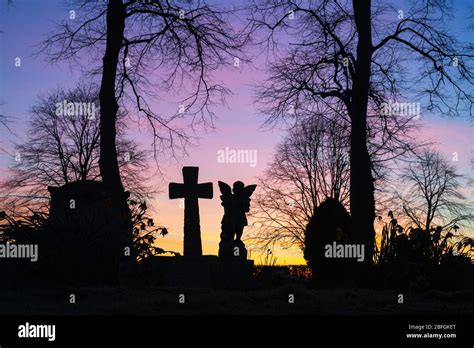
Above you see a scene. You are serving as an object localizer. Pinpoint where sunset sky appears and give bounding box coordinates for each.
[0,0,472,265]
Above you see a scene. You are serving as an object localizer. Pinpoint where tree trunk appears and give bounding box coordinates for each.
[99,0,125,193]
[98,0,132,271]
[425,202,431,233]
[350,0,376,272]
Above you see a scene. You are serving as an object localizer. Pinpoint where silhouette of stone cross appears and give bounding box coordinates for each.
[169,167,213,257]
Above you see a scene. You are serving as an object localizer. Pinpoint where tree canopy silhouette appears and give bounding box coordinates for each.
[248,0,474,270]
[42,0,247,187]
[248,116,350,252]
[42,0,247,247]
[0,84,151,216]
[397,149,473,233]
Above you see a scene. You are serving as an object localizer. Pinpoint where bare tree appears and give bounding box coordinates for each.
[248,104,419,255]
[248,0,474,265]
[248,116,350,252]
[42,1,247,187]
[0,84,151,215]
[41,0,247,246]
[398,149,472,233]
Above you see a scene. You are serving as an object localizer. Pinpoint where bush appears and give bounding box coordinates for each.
[376,211,474,290]
[304,198,353,284]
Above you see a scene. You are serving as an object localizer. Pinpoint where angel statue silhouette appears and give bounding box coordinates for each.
[218,181,257,258]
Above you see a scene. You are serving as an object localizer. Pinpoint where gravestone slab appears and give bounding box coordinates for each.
[47,180,131,285]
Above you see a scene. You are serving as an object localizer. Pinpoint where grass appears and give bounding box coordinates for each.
[1,278,472,316]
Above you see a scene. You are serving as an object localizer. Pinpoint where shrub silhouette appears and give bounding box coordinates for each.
[376,211,474,290]
[129,199,178,262]
[304,198,352,284]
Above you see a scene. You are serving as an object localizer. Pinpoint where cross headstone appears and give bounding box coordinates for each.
[169,167,213,257]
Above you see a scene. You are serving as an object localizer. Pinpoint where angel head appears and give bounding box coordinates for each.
[232,181,245,194]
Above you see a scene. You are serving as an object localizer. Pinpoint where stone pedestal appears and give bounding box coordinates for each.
[144,255,254,289]
[218,239,248,259]
[214,257,254,289]
[217,239,253,289]
[143,256,218,288]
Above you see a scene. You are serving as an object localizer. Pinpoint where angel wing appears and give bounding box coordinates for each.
[218,181,232,196]
[243,184,257,198]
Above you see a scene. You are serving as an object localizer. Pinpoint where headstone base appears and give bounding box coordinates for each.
[215,257,254,289]
[143,255,254,289]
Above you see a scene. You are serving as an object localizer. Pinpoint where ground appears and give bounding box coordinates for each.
[0,285,472,316]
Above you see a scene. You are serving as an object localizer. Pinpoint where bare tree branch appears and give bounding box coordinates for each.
[0,84,154,216]
[41,0,249,160]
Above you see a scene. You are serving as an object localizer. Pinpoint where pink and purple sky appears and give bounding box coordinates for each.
[1,0,472,264]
